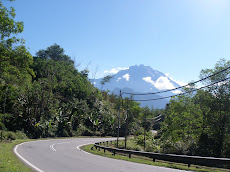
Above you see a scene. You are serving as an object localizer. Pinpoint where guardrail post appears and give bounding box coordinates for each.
[104,149,106,153]
[129,154,131,158]
[153,158,155,162]
[188,163,191,168]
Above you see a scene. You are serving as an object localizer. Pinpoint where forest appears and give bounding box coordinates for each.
[0,0,156,139]
[1,0,230,159]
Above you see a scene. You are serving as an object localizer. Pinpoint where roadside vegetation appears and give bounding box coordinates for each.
[0,0,159,140]
[83,144,228,172]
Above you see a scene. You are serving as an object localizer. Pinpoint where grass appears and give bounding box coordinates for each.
[83,144,230,172]
[0,139,33,172]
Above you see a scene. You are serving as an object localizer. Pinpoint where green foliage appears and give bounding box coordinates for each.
[0,0,123,139]
[0,0,24,46]
[114,139,142,151]
[134,132,151,146]
[160,59,230,158]
[100,75,113,90]
[0,130,28,140]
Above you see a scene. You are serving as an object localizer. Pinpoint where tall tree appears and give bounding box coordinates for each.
[200,59,230,157]
[100,75,113,91]
[0,0,23,46]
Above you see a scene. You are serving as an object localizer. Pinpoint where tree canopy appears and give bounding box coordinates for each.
[160,59,230,157]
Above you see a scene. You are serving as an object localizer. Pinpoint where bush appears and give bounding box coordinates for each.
[114,139,142,151]
[145,139,161,152]
[15,131,28,139]
[0,131,28,141]
[161,138,198,155]
[135,135,145,146]
[76,125,93,136]
[133,127,144,136]
[134,132,152,146]
[5,131,16,140]
[161,139,178,154]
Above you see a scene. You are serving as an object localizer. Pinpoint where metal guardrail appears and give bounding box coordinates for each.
[93,141,230,169]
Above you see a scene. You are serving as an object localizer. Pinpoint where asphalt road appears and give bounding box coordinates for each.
[14,138,188,172]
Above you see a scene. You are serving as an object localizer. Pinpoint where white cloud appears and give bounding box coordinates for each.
[165,73,187,86]
[122,73,130,81]
[143,77,155,85]
[116,77,121,82]
[172,90,182,94]
[91,81,96,85]
[104,67,129,74]
[143,76,181,93]
[154,76,175,90]
[116,74,129,81]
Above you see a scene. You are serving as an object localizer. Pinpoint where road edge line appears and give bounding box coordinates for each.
[76,143,93,155]
[14,142,45,172]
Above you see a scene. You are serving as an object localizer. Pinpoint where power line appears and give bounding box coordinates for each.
[131,77,230,102]
[147,114,162,120]
[123,66,230,96]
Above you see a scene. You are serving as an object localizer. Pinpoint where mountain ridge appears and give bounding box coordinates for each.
[93,64,181,109]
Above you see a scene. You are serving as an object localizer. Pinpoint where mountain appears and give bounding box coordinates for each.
[93,64,181,109]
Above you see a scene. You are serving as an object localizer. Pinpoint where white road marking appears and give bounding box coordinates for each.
[49,141,79,151]
[50,144,56,151]
[76,143,93,155]
[14,143,45,172]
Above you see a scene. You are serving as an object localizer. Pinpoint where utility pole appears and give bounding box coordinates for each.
[117,90,121,148]
[144,108,147,151]
[125,99,129,149]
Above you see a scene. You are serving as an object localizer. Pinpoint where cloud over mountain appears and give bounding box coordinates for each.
[104,67,129,74]
[122,73,130,81]
[143,76,181,94]
[93,64,183,108]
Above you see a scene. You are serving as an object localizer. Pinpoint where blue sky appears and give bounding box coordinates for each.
[4,0,230,85]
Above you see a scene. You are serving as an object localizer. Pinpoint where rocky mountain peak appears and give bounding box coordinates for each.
[93,64,181,108]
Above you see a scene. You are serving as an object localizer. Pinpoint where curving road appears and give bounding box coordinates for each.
[14,138,187,172]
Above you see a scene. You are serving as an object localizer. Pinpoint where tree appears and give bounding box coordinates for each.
[0,0,34,132]
[35,44,72,61]
[100,75,113,91]
[199,59,230,157]
[161,90,202,143]
[160,59,230,157]
[0,0,145,139]
[0,0,24,46]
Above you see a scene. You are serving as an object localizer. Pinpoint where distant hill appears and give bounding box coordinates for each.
[93,64,181,109]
